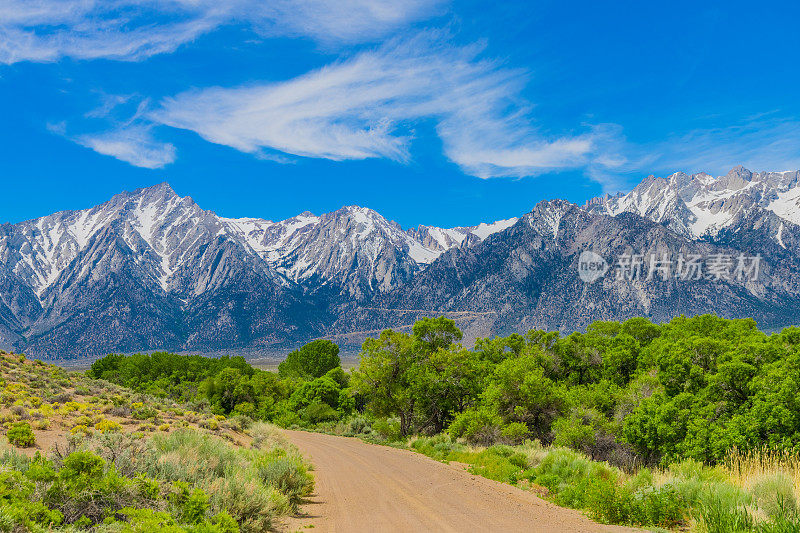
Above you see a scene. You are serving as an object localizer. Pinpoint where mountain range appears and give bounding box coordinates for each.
[2,166,800,360]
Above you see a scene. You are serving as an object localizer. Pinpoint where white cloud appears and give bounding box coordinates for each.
[247,0,446,45]
[49,94,175,168]
[646,116,800,176]
[573,116,800,193]
[152,34,617,179]
[0,0,444,64]
[55,122,176,169]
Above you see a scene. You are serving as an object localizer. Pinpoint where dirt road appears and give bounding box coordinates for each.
[281,430,636,533]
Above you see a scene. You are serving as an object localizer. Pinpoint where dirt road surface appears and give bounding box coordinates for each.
[281,430,637,533]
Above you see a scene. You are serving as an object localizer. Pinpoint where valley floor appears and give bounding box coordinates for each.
[280,430,637,533]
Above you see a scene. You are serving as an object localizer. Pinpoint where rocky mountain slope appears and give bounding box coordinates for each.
[586,166,800,246]
[2,167,800,359]
[0,184,512,357]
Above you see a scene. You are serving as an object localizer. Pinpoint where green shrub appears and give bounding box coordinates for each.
[146,429,312,532]
[132,404,158,420]
[372,418,402,441]
[256,453,314,510]
[501,422,529,444]
[249,422,290,452]
[464,450,527,483]
[170,481,210,524]
[533,447,619,493]
[227,414,253,432]
[345,416,372,436]
[411,434,463,461]
[150,430,243,483]
[628,485,686,528]
[7,421,35,447]
[26,453,57,483]
[449,408,502,446]
[302,402,339,424]
[207,475,282,533]
[581,477,633,523]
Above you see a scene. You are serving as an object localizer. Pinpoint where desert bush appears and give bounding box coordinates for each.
[344,415,373,436]
[7,421,35,447]
[207,474,283,533]
[411,434,463,461]
[0,412,310,533]
[70,424,94,437]
[131,402,158,420]
[32,418,51,430]
[255,452,314,510]
[10,404,29,419]
[0,441,31,470]
[250,422,290,451]
[49,392,73,404]
[150,430,244,483]
[95,419,123,433]
[200,418,219,430]
[372,417,402,442]
[74,414,93,426]
[85,431,157,478]
[225,414,253,432]
[147,429,313,531]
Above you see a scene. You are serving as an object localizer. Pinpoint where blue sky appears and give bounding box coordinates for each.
[2,0,799,228]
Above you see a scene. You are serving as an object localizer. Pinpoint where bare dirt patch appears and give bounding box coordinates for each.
[281,430,639,533]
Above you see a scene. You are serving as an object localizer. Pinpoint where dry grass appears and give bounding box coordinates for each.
[725,446,800,500]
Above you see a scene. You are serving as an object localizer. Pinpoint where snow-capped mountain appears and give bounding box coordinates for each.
[223,204,514,299]
[0,183,514,357]
[1,184,513,303]
[380,197,800,341]
[587,166,800,248]
[3,166,800,360]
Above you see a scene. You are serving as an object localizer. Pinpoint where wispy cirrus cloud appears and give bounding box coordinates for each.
[644,115,800,177]
[0,0,445,64]
[151,34,621,179]
[50,95,175,169]
[71,124,176,169]
[586,114,800,193]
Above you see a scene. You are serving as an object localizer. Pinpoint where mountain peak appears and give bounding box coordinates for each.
[714,166,753,191]
[587,166,800,241]
[131,182,178,199]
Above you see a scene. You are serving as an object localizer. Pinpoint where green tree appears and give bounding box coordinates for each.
[279,340,341,380]
[413,347,487,433]
[413,316,463,353]
[350,330,419,436]
[482,350,565,441]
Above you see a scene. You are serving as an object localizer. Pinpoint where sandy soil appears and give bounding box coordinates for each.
[281,430,639,533]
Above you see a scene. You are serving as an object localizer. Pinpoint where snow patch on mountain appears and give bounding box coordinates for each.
[588,167,800,243]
